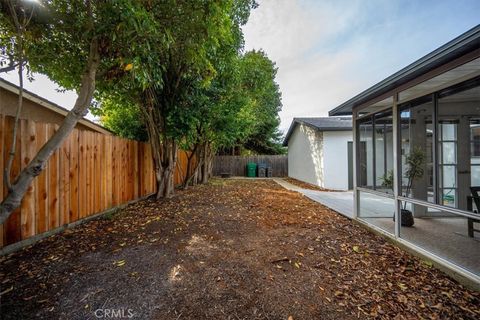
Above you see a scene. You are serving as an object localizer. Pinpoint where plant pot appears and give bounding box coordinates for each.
[393,209,415,227]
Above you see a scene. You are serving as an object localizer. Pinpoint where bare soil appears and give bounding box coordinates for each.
[283,177,340,192]
[0,179,479,320]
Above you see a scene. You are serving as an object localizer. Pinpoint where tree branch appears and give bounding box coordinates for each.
[4,0,26,191]
[0,63,19,73]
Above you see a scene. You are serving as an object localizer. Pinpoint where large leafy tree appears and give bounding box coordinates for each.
[137,1,229,198]
[178,1,258,187]
[0,0,161,223]
[131,0,258,198]
[97,0,261,193]
[98,1,284,191]
[238,50,284,155]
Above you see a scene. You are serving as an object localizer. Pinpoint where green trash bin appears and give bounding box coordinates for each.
[246,162,257,177]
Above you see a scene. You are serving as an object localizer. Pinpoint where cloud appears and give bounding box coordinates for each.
[242,0,372,132]
[243,0,480,132]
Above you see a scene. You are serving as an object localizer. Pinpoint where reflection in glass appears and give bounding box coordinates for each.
[470,120,480,189]
[441,123,456,141]
[472,165,480,186]
[358,120,373,188]
[375,112,394,194]
[438,84,480,210]
[440,142,456,164]
[358,191,394,235]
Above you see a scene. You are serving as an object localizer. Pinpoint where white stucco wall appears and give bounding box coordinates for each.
[323,131,353,190]
[287,124,324,187]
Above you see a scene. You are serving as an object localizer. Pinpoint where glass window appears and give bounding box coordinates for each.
[358,119,374,189]
[375,112,394,194]
[399,97,434,203]
[470,120,480,187]
[441,123,457,141]
[358,190,395,235]
[438,83,480,211]
[400,200,479,276]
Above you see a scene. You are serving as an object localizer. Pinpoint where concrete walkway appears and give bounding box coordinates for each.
[273,178,354,219]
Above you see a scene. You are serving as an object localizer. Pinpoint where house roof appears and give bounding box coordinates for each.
[283,117,352,146]
[329,24,480,116]
[0,78,111,135]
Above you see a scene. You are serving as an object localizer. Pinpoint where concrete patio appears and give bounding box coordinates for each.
[272,178,354,219]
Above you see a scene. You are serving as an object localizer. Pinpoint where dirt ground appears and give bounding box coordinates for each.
[1,179,479,320]
[283,177,339,192]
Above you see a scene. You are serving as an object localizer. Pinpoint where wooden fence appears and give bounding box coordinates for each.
[213,155,288,177]
[0,115,189,249]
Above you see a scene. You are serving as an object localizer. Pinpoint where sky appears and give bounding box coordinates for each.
[242,0,480,132]
[1,0,479,130]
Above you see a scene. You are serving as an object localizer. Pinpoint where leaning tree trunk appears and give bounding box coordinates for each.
[0,39,100,224]
[182,142,200,189]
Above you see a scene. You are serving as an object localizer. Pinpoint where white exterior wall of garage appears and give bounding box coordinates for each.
[323,131,352,190]
[287,124,352,190]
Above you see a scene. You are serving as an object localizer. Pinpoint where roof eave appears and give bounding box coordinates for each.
[283,118,352,146]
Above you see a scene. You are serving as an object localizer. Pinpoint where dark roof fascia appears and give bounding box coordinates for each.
[329,24,480,116]
[283,118,352,146]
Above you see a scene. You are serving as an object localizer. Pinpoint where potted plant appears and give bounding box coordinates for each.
[401,147,426,226]
[380,147,425,227]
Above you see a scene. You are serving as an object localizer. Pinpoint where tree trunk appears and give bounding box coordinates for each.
[0,39,100,224]
[156,138,177,198]
[182,143,199,189]
[207,148,214,179]
[201,142,213,184]
[139,94,178,199]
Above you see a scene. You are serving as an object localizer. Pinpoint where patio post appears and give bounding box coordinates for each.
[393,93,401,237]
[353,109,359,219]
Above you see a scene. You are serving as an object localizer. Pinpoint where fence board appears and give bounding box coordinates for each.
[99,135,106,212]
[111,138,118,206]
[78,130,86,219]
[133,142,139,198]
[59,130,70,226]
[105,135,113,208]
[87,132,94,216]
[35,122,48,234]
[20,119,36,238]
[212,155,288,177]
[48,124,60,230]
[94,133,101,213]
[0,115,4,247]
[122,139,127,203]
[69,130,79,223]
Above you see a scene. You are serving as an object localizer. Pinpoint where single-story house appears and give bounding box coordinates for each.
[329,25,480,284]
[283,117,352,190]
[0,78,110,134]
